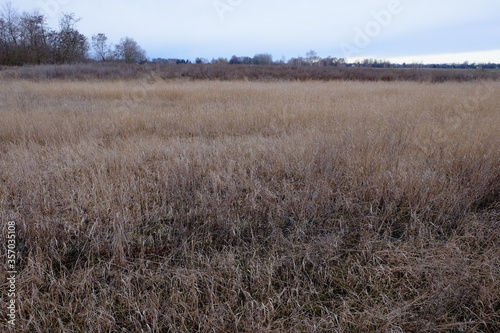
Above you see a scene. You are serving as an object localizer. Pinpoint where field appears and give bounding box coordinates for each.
[0,74,499,332]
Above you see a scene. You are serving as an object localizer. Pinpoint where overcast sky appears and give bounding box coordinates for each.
[7,0,500,63]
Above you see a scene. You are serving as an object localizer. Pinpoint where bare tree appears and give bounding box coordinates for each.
[52,13,88,63]
[1,2,19,45]
[0,2,21,64]
[306,50,319,65]
[252,53,273,65]
[114,37,146,63]
[91,33,112,61]
[19,12,50,64]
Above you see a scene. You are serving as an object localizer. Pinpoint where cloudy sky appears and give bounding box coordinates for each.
[8,0,500,63]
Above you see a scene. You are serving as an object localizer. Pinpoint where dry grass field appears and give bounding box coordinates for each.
[1,77,499,332]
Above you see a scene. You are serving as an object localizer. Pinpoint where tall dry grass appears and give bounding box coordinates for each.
[0,78,499,332]
[2,63,500,82]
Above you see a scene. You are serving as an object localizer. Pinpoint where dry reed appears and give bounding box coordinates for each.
[0,78,499,332]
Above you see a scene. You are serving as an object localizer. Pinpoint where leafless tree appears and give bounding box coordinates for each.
[114,37,146,63]
[306,50,319,65]
[52,13,88,63]
[91,33,112,61]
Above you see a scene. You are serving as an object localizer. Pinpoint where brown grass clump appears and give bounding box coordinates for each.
[0,78,499,332]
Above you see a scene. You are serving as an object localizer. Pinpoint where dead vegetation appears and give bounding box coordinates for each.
[0,78,499,332]
[1,62,500,82]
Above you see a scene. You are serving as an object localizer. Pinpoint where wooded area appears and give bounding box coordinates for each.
[1,3,499,69]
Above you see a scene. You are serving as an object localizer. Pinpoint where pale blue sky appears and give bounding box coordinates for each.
[7,0,500,63]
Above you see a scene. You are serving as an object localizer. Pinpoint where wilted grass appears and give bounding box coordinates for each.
[0,78,499,332]
[2,63,500,82]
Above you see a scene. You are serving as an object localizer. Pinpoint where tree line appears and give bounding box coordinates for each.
[0,3,87,65]
[1,3,499,70]
[0,3,146,66]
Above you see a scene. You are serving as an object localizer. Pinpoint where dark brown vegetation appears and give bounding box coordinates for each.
[1,62,500,82]
[0,78,499,332]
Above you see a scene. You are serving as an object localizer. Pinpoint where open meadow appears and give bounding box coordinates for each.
[0,76,499,332]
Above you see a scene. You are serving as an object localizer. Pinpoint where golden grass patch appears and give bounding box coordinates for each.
[1,79,499,332]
